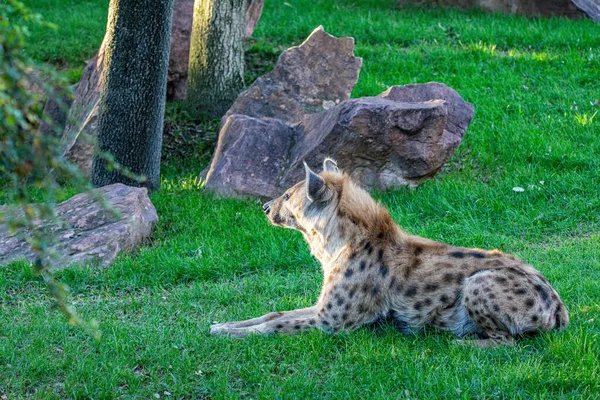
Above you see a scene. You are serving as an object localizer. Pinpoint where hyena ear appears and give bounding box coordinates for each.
[304,162,332,203]
[322,158,338,173]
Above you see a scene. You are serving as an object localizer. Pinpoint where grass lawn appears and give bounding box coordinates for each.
[2,0,600,398]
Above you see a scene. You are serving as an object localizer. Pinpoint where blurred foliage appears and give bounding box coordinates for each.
[0,0,100,340]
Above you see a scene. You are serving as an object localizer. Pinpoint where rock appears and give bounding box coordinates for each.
[203,27,474,199]
[281,96,452,190]
[380,82,475,165]
[38,84,75,137]
[397,0,598,20]
[572,0,600,21]
[167,0,194,101]
[204,115,295,198]
[245,0,265,38]
[204,83,474,198]
[225,26,363,124]
[60,34,107,175]
[0,184,158,270]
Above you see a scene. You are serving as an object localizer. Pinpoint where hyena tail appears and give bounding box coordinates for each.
[554,301,569,330]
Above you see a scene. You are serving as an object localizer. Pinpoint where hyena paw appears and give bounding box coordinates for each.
[210,322,260,337]
[209,322,229,335]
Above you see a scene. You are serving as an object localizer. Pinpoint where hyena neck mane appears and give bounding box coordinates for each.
[303,172,405,270]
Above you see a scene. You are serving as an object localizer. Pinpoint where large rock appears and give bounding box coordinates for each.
[203,26,474,198]
[60,34,107,176]
[204,83,474,198]
[397,0,599,21]
[37,85,75,137]
[204,116,295,198]
[225,26,363,124]
[282,96,453,190]
[0,184,158,270]
[167,0,195,101]
[245,0,265,38]
[572,0,600,21]
[380,82,474,162]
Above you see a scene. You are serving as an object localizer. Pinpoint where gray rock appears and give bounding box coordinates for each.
[0,184,158,270]
[379,82,475,175]
[203,27,474,199]
[167,0,194,101]
[398,0,597,20]
[572,0,600,21]
[38,85,75,137]
[60,34,107,176]
[245,0,265,38]
[204,115,295,198]
[225,25,363,124]
[204,84,473,198]
[282,96,452,190]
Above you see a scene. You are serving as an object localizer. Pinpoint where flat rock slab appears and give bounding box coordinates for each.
[0,184,158,270]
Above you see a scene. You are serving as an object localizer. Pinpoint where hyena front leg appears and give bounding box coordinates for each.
[210,306,319,336]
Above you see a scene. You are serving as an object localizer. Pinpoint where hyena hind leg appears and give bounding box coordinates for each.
[459,268,564,347]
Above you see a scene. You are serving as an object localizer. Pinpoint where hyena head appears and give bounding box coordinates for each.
[262,158,342,233]
[262,158,396,242]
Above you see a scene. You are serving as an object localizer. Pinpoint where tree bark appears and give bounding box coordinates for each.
[91,0,174,191]
[186,0,246,118]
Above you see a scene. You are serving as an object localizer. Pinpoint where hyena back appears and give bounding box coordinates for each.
[210,159,569,347]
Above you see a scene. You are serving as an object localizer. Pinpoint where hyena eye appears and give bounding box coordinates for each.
[283,193,290,201]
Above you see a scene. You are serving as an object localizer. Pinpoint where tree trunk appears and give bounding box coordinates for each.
[91,0,174,191]
[186,0,246,118]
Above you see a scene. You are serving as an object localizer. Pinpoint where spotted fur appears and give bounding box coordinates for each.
[210,159,569,347]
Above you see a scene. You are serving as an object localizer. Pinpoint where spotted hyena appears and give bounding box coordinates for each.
[210,158,569,347]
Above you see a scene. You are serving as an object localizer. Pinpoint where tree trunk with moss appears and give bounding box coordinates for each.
[91,0,174,191]
[186,0,246,118]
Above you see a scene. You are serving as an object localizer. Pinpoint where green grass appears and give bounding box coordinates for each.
[3,0,600,398]
[20,0,109,81]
